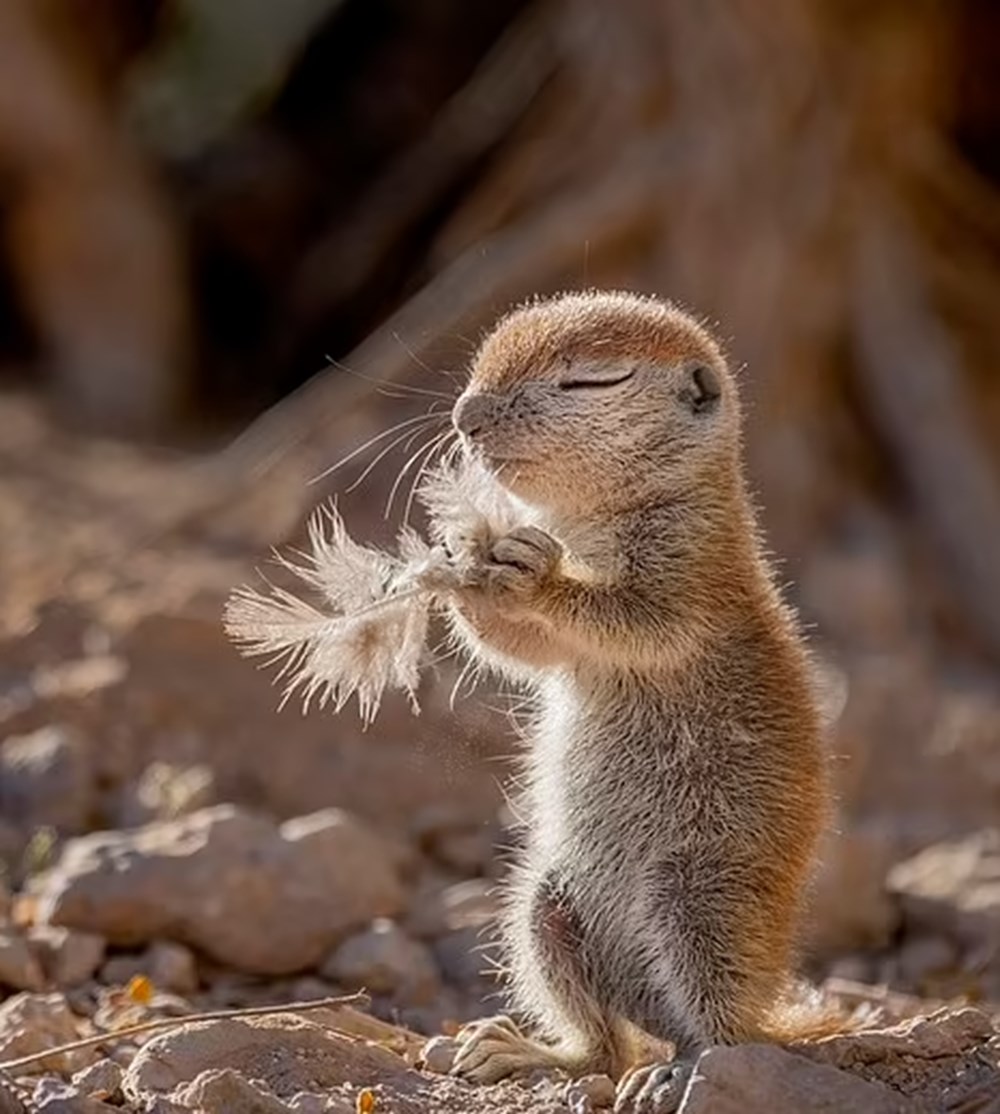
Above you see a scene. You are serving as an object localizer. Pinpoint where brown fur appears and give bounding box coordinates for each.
[444,291,835,1108]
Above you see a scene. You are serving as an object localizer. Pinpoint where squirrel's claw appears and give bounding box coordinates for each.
[614,1060,692,1114]
[489,525,562,576]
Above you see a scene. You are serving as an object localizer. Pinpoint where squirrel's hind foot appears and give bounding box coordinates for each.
[614,1059,694,1114]
[450,1014,586,1084]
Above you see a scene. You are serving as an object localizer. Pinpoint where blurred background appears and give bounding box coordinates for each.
[1,0,999,1029]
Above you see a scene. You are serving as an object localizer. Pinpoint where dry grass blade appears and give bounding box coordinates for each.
[0,992,371,1072]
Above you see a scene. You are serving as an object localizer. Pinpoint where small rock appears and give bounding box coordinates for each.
[98,953,143,988]
[564,1074,615,1111]
[412,807,496,875]
[896,934,957,986]
[440,879,498,928]
[0,993,99,1074]
[288,1093,354,1114]
[35,805,404,975]
[433,927,497,996]
[420,1035,459,1074]
[139,1100,187,1114]
[322,919,439,1003]
[0,928,44,991]
[680,1044,907,1114]
[122,1014,415,1106]
[169,1068,290,1114]
[146,941,198,995]
[31,657,126,703]
[116,763,216,829]
[408,878,498,939]
[63,984,101,1020]
[0,726,94,834]
[804,1006,996,1066]
[286,1096,325,1114]
[71,1060,123,1102]
[28,926,105,987]
[797,1007,1000,1106]
[887,829,1000,949]
[98,939,197,996]
[31,1077,117,1113]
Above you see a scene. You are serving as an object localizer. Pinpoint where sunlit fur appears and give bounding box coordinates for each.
[445,291,833,1094]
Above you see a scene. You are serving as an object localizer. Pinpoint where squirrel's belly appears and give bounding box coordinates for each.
[527,679,678,869]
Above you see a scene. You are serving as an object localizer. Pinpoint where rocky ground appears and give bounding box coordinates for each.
[1,393,999,1112]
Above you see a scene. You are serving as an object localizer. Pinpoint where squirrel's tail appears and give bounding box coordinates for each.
[760,981,871,1044]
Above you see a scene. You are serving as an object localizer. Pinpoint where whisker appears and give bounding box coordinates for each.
[388,332,470,392]
[403,430,460,527]
[307,412,440,485]
[403,431,457,528]
[345,414,446,494]
[383,428,447,518]
[384,428,452,521]
[398,418,445,458]
[391,331,440,379]
[437,367,464,389]
[325,353,455,401]
[450,652,483,710]
[376,384,450,402]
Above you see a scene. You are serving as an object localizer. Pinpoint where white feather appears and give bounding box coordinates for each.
[224,458,520,723]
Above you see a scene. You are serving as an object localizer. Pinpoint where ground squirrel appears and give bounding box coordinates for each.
[441,291,834,1113]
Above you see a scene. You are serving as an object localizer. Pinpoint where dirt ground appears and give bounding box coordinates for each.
[1,390,999,1113]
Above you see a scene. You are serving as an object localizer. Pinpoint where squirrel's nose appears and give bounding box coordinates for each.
[452,393,491,439]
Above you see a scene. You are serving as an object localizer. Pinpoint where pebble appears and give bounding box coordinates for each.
[35,805,404,975]
[432,927,497,995]
[145,941,199,995]
[0,992,100,1074]
[407,876,498,940]
[115,762,216,828]
[897,934,958,985]
[98,954,144,988]
[888,829,1000,949]
[0,928,44,991]
[322,919,439,1004]
[0,725,94,834]
[419,1035,460,1074]
[31,1076,118,1112]
[411,807,497,875]
[28,926,106,988]
[98,940,198,993]
[70,1059,123,1102]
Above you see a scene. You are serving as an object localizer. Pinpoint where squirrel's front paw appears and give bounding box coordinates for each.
[480,526,561,602]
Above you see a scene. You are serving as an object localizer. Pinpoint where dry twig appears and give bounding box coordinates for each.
[0,991,370,1073]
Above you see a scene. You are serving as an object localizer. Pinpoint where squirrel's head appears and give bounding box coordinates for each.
[452,291,741,517]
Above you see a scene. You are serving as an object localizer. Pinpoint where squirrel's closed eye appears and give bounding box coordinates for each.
[559,367,636,390]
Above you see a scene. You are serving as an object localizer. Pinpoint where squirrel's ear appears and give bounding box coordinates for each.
[678,364,721,415]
